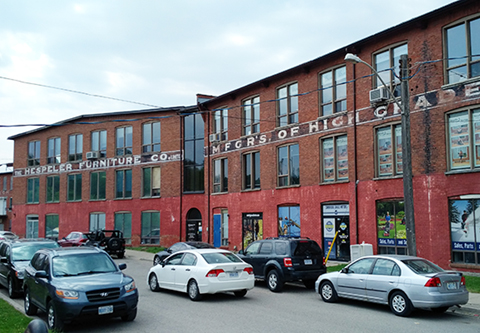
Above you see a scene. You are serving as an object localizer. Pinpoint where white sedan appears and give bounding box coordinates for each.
[147,248,255,301]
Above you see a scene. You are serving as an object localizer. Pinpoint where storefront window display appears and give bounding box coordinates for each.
[278,206,300,237]
[450,199,480,265]
[376,201,406,255]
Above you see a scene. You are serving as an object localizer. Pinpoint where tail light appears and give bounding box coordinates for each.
[284,258,293,267]
[460,276,466,286]
[206,269,225,277]
[243,267,254,275]
[425,277,442,287]
[323,257,326,266]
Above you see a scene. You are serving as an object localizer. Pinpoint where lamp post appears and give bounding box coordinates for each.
[345,53,417,256]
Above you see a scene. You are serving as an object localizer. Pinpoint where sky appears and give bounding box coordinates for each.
[0,0,458,171]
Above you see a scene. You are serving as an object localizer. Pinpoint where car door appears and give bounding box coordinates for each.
[365,258,400,304]
[174,252,197,291]
[241,242,261,275]
[157,252,184,290]
[0,243,9,287]
[336,258,375,300]
[28,253,48,309]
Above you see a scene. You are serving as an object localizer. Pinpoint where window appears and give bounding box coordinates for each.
[376,124,402,177]
[90,171,106,200]
[28,141,40,166]
[214,108,228,141]
[116,126,133,156]
[221,209,228,246]
[278,205,300,237]
[213,158,228,193]
[321,135,348,182]
[184,113,204,192]
[277,143,300,187]
[116,169,132,199]
[320,66,347,116]
[115,212,132,245]
[141,211,160,244]
[243,96,260,135]
[27,178,39,204]
[450,199,480,265]
[445,17,480,84]
[45,214,59,240]
[376,201,407,255]
[91,130,107,158]
[68,134,83,161]
[47,137,61,164]
[3,177,6,191]
[67,174,82,201]
[89,213,106,231]
[143,166,160,197]
[46,175,60,203]
[277,82,298,126]
[243,151,260,190]
[26,215,39,238]
[374,44,408,98]
[142,122,161,153]
[447,109,480,170]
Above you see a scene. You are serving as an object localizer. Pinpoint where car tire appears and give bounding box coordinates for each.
[187,279,202,301]
[24,288,38,315]
[153,256,162,266]
[108,238,121,251]
[320,281,338,303]
[389,291,413,317]
[121,308,137,322]
[47,301,65,331]
[149,273,160,292]
[8,277,17,299]
[234,289,247,297]
[303,279,316,289]
[267,270,283,292]
[117,252,125,259]
[431,306,449,314]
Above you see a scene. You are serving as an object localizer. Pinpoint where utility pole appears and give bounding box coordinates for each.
[400,54,417,256]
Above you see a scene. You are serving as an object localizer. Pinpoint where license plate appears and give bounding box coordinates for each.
[446,282,457,290]
[98,305,113,315]
[229,272,239,278]
[304,259,313,265]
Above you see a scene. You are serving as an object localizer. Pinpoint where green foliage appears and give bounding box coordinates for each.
[327,264,348,273]
[465,275,480,293]
[130,246,165,253]
[0,299,32,333]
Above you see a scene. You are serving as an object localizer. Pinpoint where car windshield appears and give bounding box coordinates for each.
[292,241,322,256]
[202,252,243,264]
[402,259,444,275]
[11,243,59,261]
[53,253,117,277]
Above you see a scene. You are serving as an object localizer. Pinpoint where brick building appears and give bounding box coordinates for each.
[8,0,480,271]
[0,165,14,231]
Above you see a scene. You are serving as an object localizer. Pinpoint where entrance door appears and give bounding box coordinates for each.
[186,208,202,241]
[322,204,350,261]
[241,213,263,251]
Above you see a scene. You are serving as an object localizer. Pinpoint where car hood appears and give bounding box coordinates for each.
[12,261,30,271]
[52,271,132,290]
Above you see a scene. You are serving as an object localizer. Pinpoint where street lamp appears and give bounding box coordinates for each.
[345,53,417,256]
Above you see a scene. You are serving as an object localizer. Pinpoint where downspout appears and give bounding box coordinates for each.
[207,108,211,244]
[353,63,359,244]
[179,111,183,241]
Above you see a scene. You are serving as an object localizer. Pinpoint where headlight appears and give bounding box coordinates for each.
[55,289,79,299]
[15,270,24,279]
[124,281,136,293]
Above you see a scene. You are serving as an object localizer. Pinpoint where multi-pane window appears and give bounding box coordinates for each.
[377,124,403,177]
[184,113,204,192]
[243,151,260,190]
[214,108,228,141]
[47,138,61,164]
[67,174,82,201]
[278,205,300,237]
[26,215,39,238]
[277,82,298,127]
[221,209,229,246]
[46,175,60,203]
[243,96,260,136]
[213,158,228,193]
[445,17,480,84]
[321,135,348,182]
[115,212,132,245]
[28,141,41,166]
[45,214,59,240]
[374,44,408,98]
[68,134,83,161]
[90,213,106,231]
[142,122,161,153]
[141,211,160,244]
[116,169,132,199]
[90,171,106,200]
[116,126,133,156]
[320,66,347,116]
[277,143,300,187]
[447,108,480,170]
[376,201,407,255]
[91,130,107,158]
[3,177,6,191]
[143,166,160,197]
[27,178,39,204]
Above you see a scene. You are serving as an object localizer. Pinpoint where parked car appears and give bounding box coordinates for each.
[0,231,18,241]
[57,232,89,247]
[147,248,254,301]
[153,241,215,265]
[85,230,126,259]
[315,255,469,317]
[238,237,326,292]
[0,238,60,298]
[23,246,138,330]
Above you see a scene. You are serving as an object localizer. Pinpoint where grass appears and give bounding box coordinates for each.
[129,246,164,253]
[0,299,32,333]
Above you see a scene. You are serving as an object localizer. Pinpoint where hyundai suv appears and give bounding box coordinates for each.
[238,238,326,292]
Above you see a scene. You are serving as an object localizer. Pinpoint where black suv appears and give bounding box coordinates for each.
[86,230,126,258]
[238,238,326,292]
[0,238,60,298]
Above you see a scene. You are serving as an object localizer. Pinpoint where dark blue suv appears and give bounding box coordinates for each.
[23,246,138,330]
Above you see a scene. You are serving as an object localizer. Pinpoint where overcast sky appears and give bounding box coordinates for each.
[0,0,457,170]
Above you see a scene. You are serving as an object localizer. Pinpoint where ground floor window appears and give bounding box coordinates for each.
[26,215,38,238]
[90,213,106,231]
[115,212,132,245]
[141,211,160,244]
[278,205,300,237]
[45,214,59,240]
[242,212,263,250]
[450,199,480,265]
[376,200,407,255]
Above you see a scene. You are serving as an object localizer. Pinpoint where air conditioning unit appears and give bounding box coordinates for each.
[209,133,221,143]
[86,151,99,160]
[369,87,390,104]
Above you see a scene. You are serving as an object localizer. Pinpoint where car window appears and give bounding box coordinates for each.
[275,242,288,255]
[170,243,184,252]
[12,243,59,261]
[402,259,443,275]
[165,253,184,265]
[259,242,273,254]
[181,253,197,266]
[347,258,375,274]
[245,242,261,255]
[202,252,243,264]
[53,253,117,277]
[31,253,47,271]
[372,259,399,276]
[292,241,322,256]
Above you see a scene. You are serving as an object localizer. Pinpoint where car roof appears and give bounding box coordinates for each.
[181,248,232,254]
[40,246,103,256]
[10,238,58,246]
[355,254,427,261]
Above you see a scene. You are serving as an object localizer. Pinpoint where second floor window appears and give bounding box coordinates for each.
[243,151,260,190]
[68,134,83,161]
[90,171,106,200]
[47,138,61,164]
[374,44,408,98]
[67,174,82,201]
[143,166,161,197]
[184,113,204,193]
[214,108,228,141]
[142,122,161,153]
[27,178,39,204]
[213,158,228,193]
[447,108,480,170]
[116,126,133,156]
[46,175,60,203]
[320,66,347,116]
[243,96,260,136]
[377,124,403,177]
[278,143,299,187]
[321,135,348,182]
[28,141,41,166]
[277,82,298,127]
[91,130,107,158]
[116,169,132,199]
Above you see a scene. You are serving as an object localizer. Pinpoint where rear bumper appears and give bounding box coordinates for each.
[283,268,327,282]
[199,276,255,294]
[410,290,469,309]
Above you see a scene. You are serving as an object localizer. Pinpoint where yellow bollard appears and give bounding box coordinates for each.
[325,231,339,265]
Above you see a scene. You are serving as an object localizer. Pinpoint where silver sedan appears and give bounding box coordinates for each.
[315,255,469,316]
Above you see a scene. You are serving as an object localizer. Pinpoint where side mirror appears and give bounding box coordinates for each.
[35,271,48,278]
[118,263,127,270]
[237,250,244,255]
[341,267,349,274]
[0,257,7,263]
[167,249,172,253]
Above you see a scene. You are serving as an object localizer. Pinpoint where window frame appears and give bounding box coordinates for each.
[67,174,82,202]
[319,66,347,116]
[46,175,60,203]
[142,121,161,153]
[320,134,349,183]
[142,166,161,197]
[277,82,299,127]
[242,151,260,190]
[213,107,228,141]
[115,212,132,245]
[28,141,41,166]
[45,214,59,240]
[213,157,228,193]
[68,134,83,162]
[91,130,107,158]
[242,96,260,136]
[141,211,160,244]
[277,143,300,187]
[116,126,133,156]
[90,171,106,200]
[376,123,403,177]
[47,137,61,164]
[115,169,132,199]
[27,177,39,204]
[373,43,408,98]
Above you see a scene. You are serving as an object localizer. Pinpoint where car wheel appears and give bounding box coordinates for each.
[320,281,338,303]
[149,273,160,292]
[187,280,202,301]
[24,288,37,315]
[153,256,162,266]
[431,306,449,314]
[303,279,316,289]
[8,277,17,298]
[267,270,283,292]
[234,289,247,297]
[121,308,137,322]
[47,301,64,331]
[108,238,122,251]
[117,252,125,259]
[389,291,413,317]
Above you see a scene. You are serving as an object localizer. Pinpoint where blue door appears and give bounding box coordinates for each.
[213,214,221,247]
